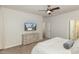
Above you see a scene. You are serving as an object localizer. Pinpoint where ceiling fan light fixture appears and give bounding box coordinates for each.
[47,10,51,15]
[39,5,60,16]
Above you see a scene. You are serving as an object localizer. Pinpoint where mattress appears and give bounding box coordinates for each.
[31,37,71,54]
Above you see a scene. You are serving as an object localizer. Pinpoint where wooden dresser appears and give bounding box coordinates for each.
[22,31,43,45]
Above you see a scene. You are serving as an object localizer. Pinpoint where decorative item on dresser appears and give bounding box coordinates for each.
[22,31,43,45]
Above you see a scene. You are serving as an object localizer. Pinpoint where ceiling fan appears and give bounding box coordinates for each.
[39,5,60,15]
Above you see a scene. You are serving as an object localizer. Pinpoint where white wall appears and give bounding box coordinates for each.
[1,7,43,48]
[0,8,3,49]
[44,10,79,39]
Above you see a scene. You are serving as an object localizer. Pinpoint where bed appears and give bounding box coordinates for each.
[31,37,79,54]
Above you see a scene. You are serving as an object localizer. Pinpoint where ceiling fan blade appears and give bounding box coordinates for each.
[50,7,60,11]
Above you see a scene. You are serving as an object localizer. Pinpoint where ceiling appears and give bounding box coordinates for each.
[2,5,79,16]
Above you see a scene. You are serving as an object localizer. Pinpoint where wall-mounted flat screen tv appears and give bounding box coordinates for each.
[24,23,37,31]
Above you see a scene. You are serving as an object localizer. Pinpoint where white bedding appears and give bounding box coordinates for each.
[31,37,72,54]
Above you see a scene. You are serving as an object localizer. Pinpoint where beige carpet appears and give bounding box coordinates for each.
[0,38,48,54]
[0,42,38,54]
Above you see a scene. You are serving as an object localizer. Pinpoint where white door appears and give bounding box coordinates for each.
[45,23,51,39]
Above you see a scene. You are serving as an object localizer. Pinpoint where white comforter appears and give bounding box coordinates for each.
[31,37,72,54]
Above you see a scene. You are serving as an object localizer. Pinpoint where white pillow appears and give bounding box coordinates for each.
[71,39,79,54]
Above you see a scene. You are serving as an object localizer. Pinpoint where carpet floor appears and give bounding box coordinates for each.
[0,42,37,54]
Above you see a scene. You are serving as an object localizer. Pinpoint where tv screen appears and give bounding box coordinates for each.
[24,23,37,31]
